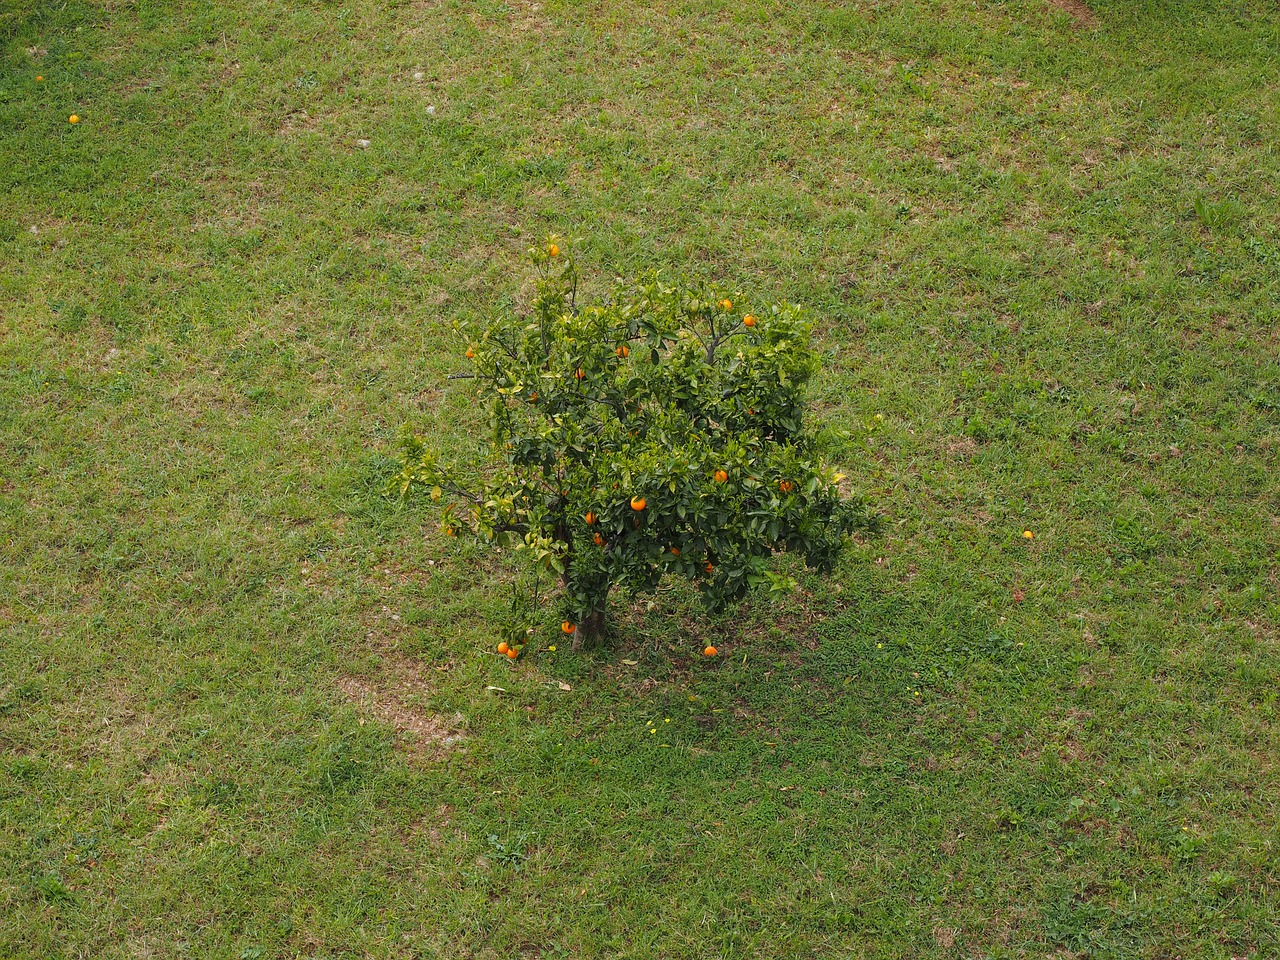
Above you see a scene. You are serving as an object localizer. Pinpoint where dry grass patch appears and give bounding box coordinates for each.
[1045,0,1097,28]
[336,657,466,761]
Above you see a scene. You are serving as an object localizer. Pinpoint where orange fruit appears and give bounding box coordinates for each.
[35,75,43,82]
[670,547,680,556]
[713,469,728,484]
[548,243,559,257]
[704,561,715,574]
[529,392,537,401]
[616,345,629,358]
[719,299,732,310]
[506,647,519,660]
[743,314,757,327]
[585,511,597,525]
[561,621,575,634]
[574,368,585,380]
[593,533,604,546]
[630,496,646,511]
[497,642,509,655]
[68,115,79,124]
[778,480,793,493]
[1023,530,1035,540]
[465,347,475,358]
[703,645,718,657]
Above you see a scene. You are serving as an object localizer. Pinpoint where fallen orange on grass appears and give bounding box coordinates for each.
[506,647,519,660]
[561,621,576,634]
[703,645,717,657]
[497,642,509,655]
[68,114,79,124]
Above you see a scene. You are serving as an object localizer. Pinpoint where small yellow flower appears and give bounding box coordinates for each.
[68,114,80,124]
[548,644,556,652]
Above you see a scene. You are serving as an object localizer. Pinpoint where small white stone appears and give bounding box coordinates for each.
[413,71,425,80]
[425,105,436,116]
[356,138,371,149]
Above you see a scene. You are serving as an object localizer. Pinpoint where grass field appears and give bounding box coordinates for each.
[2,0,1279,956]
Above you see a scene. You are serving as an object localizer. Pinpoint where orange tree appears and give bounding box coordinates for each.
[393,238,865,649]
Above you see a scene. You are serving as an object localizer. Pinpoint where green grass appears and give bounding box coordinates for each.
[2,0,1279,956]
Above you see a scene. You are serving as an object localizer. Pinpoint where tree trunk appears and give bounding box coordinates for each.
[573,603,609,651]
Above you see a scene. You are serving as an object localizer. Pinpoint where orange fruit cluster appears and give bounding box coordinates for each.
[713,469,728,483]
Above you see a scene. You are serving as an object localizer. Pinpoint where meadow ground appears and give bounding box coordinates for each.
[2,0,1278,957]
